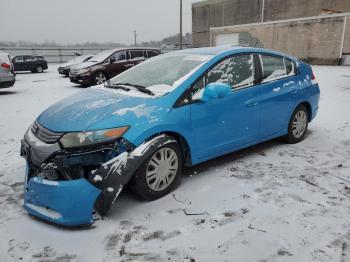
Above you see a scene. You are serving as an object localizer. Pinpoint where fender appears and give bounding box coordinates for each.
[89,134,176,216]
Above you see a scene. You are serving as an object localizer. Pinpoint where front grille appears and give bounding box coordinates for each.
[69,69,78,76]
[31,121,64,144]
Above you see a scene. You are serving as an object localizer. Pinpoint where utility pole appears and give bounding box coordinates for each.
[134,30,137,47]
[180,0,183,50]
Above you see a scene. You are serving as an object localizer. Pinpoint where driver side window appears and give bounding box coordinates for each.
[14,56,23,62]
[112,51,127,62]
[190,54,255,101]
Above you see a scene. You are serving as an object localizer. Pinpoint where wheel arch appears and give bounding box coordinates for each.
[298,101,312,122]
[144,131,192,167]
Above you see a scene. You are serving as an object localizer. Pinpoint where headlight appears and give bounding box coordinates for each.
[60,126,129,148]
[77,68,90,75]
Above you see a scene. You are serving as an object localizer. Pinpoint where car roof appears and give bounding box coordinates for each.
[107,47,160,53]
[169,45,297,60]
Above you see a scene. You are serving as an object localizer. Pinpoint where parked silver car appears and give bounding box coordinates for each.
[58,54,93,77]
[0,52,15,88]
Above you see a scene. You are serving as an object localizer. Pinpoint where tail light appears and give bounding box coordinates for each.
[1,63,11,69]
[311,68,317,85]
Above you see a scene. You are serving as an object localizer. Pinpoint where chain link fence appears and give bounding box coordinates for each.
[0,47,117,63]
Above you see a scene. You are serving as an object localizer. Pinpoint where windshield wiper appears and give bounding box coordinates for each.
[104,81,130,91]
[115,82,155,96]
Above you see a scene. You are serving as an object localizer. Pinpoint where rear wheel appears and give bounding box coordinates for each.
[285,104,308,143]
[130,142,183,200]
[93,72,107,85]
[35,65,43,73]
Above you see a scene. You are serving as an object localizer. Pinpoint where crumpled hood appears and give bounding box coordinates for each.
[37,88,157,132]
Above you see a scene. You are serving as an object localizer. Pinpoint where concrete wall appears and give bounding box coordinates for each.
[192,0,350,47]
[343,17,350,54]
[192,0,262,47]
[210,15,350,64]
[263,0,350,21]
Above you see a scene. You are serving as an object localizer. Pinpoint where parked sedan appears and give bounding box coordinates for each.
[20,46,320,226]
[58,54,93,77]
[12,55,48,73]
[0,52,15,88]
[69,48,160,86]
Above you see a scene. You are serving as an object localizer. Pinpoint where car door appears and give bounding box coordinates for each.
[189,53,262,160]
[23,55,35,71]
[12,56,24,71]
[257,54,298,138]
[104,51,129,78]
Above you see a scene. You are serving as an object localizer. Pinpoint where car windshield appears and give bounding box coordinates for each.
[108,54,212,95]
[89,50,114,62]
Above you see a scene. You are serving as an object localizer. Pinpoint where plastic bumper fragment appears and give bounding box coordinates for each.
[24,177,101,226]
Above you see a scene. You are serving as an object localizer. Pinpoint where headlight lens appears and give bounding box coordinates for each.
[60,126,129,148]
[77,68,90,75]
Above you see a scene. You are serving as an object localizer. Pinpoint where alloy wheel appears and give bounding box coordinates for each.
[292,110,307,138]
[95,72,107,85]
[146,147,179,192]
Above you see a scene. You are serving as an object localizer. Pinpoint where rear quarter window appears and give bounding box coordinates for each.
[285,58,296,76]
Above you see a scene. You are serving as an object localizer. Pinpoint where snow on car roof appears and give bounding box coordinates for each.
[169,46,297,61]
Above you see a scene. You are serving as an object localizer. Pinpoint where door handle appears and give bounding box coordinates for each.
[245,99,259,107]
[273,87,281,92]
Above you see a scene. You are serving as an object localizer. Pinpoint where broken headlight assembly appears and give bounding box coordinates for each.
[59,126,130,148]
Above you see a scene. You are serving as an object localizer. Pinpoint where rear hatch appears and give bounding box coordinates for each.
[0,53,14,75]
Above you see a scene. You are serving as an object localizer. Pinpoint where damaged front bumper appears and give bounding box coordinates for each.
[21,125,133,226]
[20,124,171,227]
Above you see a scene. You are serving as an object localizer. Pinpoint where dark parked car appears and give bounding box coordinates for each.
[12,55,48,73]
[69,48,160,86]
[58,54,93,77]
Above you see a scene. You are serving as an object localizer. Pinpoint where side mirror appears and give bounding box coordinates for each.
[109,57,116,64]
[200,82,231,102]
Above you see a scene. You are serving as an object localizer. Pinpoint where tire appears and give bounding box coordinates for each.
[129,141,183,200]
[35,66,43,73]
[285,104,308,144]
[93,71,107,85]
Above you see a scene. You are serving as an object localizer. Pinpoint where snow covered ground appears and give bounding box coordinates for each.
[0,65,349,262]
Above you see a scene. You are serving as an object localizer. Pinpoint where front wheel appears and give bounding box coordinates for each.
[285,104,308,143]
[93,72,107,85]
[130,142,183,200]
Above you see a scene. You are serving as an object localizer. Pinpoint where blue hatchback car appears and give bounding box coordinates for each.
[21,46,320,226]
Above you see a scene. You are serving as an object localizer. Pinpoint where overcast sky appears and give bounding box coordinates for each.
[0,0,201,45]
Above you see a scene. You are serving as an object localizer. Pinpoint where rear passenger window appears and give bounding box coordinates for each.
[260,55,286,82]
[130,50,145,60]
[207,54,255,89]
[147,51,159,58]
[24,56,34,61]
[285,58,296,76]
